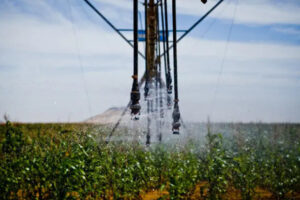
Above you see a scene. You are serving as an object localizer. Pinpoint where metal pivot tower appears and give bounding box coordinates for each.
[142,0,183,142]
[82,0,224,144]
[144,0,160,100]
[145,0,157,145]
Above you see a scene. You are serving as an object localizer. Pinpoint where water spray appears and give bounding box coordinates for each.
[82,0,225,144]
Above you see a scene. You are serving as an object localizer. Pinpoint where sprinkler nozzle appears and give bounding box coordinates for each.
[172,121,180,134]
[130,103,141,119]
[167,75,173,94]
[172,102,181,134]
[172,129,180,135]
[130,87,141,118]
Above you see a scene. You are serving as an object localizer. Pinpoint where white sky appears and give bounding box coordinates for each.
[0,0,299,123]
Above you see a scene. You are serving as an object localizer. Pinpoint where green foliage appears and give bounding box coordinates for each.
[167,147,199,199]
[2,121,25,155]
[203,133,231,200]
[232,152,259,200]
[0,122,299,200]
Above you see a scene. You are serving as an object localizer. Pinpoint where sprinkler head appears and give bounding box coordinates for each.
[130,89,141,118]
[166,74,172,94]
[173,129,180,135]
[172,121,181,129]
[172,121,181,135]
[130,103,141,119]
[172,106,181,121]
[172,102,181,134]
[167,86,173,94]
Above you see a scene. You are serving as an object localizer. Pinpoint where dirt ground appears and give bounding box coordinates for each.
[142,182,300,200]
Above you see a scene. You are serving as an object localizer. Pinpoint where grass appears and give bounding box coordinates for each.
[0,122,299,199]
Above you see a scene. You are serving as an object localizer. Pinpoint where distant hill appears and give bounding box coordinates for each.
[85,107,130,124]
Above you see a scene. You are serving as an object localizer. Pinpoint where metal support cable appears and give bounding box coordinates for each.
[67,0,92,118]
[211,0,238,118]
[160,0,224,57]
[177,0,224,43]
[83,0,146,59]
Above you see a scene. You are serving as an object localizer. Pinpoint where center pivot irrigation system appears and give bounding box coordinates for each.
[83,0,224,145]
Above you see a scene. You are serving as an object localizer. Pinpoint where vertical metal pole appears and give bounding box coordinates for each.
[146,0,157,145]
[134,0,138,77]
[172,0,178,100]
[156,1,162,142]
[164,0,172,94]
[144,0,149,99]
[148,0,156,79]
[172,0,180,134]
[146,101,151,145]
[160,1,168,89]
[130,0,141,117]
[145,0,151,146]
